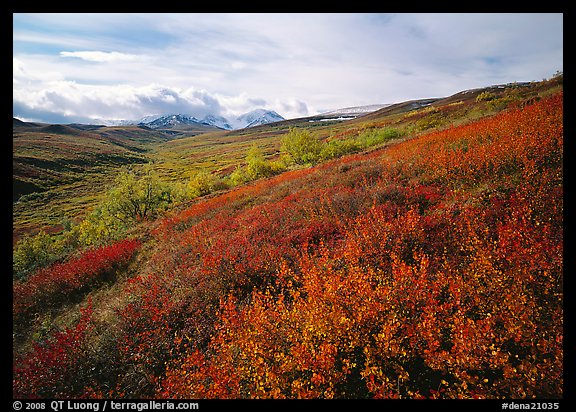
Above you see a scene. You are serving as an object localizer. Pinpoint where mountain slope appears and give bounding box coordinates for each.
[320,104,392,117]
[138,114,217,131]
[13,77,562,241]
[232,109,285,129]
[12,122,172,240]
[13,90,563,399]
[139,92,567,399]
[97,109,285,131]
[201,114,233,130]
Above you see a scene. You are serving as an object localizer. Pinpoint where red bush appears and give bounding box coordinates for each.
[13,302,95,398]
[15,92,562,398]
[159,93,563,399]
[14,238,141,319]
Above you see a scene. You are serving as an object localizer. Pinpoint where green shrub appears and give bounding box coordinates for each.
[357,128,402,148]
[486,88,523,112]
[476,91,496,102]
[188,169,217,198]
[320,138,360,160]
[228,145,286,186]
[76,206,126,246]
[13,231,56,281]
[415,113,446,132]
[245,145,275,180]
[103,168,173,224]
[229,165,250,186]
[281,128,323,165]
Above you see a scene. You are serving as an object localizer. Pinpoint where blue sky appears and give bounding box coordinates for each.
[13,13,563,124]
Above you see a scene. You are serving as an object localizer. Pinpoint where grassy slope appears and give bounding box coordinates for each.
[150,78,561,181]
[12,77,563,398]
[13,79,559,242]
[12,125,174,241]
[143,90,565,398]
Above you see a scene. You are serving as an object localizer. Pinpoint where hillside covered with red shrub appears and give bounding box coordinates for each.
[13,92,563,399]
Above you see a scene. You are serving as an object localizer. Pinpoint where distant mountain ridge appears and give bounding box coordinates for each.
[232,109,285,129]
[95,109,284,131]
[320,104,392,117]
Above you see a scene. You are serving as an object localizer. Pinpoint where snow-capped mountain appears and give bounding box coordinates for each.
[200,114,233,130]
[305,104,393,123]
[140,114,204,129]
[231,109,285,129]
[92,118,139,127]
[93,109,284,130]
[138,114,164,124]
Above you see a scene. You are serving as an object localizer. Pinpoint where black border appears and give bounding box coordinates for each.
[8,7,572,408]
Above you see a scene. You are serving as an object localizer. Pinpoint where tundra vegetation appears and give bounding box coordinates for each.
[13,75,563,399]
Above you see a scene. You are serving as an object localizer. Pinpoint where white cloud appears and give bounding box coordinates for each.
[13,13,563,123]
[13,77,222,121]
[13,56,64,83]
[274,98,310,119]
[231,61,247,70]
[12,72,275,123]
[60,51,145,63]
[214,92,267,118]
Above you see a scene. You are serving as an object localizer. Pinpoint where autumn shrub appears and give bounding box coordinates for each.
[476,91,496,102]
[13,302,96,398]
[112,273,186,397]
[160,92,563,399]
[14,92,562,399]
[13,238,141,322]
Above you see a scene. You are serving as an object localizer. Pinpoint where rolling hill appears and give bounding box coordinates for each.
[12,123,176,240]
[12,74,563,399]
[13,78,561,241]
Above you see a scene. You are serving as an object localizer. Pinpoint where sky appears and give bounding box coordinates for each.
[13,13,563,124]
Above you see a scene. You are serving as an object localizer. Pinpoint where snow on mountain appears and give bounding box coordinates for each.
[92,109,285,130]
[92,118,138,127]
[201,114,233,130]
[231,109,285,129]
[320,104,392,117]
[138,114,163,124]
[304,104,393,124]
[139,114,204,129]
